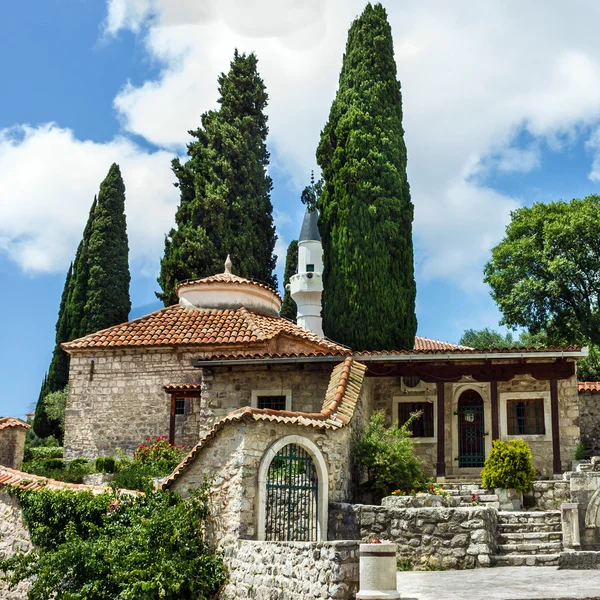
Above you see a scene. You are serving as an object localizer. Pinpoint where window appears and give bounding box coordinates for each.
[257,395,287,411]
[306,264,315,272]
[397,401,434,438]
[507,398,545,435]
[175,398,186,415]
[251,389,292,411]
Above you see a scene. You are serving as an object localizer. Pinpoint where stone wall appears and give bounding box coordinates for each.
[170,418,356,548]
[524,480,570,510]
[328,502,497,569]
[578,390,600,457]
[64,349,335,459]
[0,491,32,599]
[219,540,359,600]
[0,428,27,470]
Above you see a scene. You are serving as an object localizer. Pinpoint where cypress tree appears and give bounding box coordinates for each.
[157,50,277,305]
[83,164,131,332]
[280,240,299,321]
[316,3,417,350]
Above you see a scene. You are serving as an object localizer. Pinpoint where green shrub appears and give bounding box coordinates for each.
[480,439,536,492]
[0,485,226,599]
[22,458,92,484]
[95,456,116,474]
[575,440,587,461]
[25,446,64,462]
[356,410,426,501]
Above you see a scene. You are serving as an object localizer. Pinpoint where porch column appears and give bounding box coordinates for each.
[550,379,562,474]
[436,382,446,477]
[490,381,499,440]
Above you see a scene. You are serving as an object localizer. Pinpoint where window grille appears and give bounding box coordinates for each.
[397,401,434,437]
[507,399,545,435]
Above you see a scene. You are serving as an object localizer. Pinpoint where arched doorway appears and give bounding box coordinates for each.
[257,435,328,541]
[457,390,485,468]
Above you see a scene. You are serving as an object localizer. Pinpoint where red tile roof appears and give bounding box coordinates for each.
[579,382,600,393]
[176,272,282,301]
[161,357,367,489]
[0,417,30,431]
[0,466,126,493]
[62,305,349,357]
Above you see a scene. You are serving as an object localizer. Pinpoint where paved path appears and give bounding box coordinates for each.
[397,567,600,600]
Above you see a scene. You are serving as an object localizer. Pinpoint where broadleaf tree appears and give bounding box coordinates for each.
[157,50,277,305]
[316,3,417,350]
[484,195,600,346]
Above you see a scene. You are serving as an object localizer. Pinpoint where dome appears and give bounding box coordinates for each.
[176,256,282,317]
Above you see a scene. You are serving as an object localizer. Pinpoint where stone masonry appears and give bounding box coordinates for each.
[328,503,498,569]
[0,426,28,470]
[578,389,600,457]
[0,491,32,599]
[219,540,359,600]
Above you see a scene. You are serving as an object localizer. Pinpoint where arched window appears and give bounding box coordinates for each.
[257,435,328,541]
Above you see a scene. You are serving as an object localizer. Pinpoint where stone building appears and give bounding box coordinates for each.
[578,382,600,457]
[0,418,29,470]
[59,209,586,546]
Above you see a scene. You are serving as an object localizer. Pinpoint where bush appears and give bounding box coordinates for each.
[356,410,426,501]
[95,457,116,474]
[575,440,587,461]
[22,458,93,484]
[24,446,64,462]
[480,439,536,492]
[0,485,226,599]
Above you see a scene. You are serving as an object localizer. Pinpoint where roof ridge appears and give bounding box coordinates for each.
[238,307,269,341]
[0,417,30,431]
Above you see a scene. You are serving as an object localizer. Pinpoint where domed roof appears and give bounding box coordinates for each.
[175,256,282,317]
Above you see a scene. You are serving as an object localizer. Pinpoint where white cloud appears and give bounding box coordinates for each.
[102,0,600,291]
[0,124,178,273]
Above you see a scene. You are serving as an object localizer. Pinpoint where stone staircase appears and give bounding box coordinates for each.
[443,482,500,509]
[491,511,563,566]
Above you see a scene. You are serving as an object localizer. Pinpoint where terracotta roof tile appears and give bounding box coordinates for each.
[164,384,202,393]
[579,381,600,393]
[161,357,367,489]
[62,305,349,357]
[0,417,30,431]
[0,466,137,494]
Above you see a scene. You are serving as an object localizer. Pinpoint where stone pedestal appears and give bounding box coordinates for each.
[561,502,581,550]
[356,543,400,600]
[495,488,523,511]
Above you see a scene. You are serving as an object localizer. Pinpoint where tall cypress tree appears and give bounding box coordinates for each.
[157,50,277,305]
[280,240,298,321]
[83,164,131,332]
[316,3,417,350]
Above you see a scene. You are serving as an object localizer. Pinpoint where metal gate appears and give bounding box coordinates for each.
[265,444,319,541]
[457,390,485,467]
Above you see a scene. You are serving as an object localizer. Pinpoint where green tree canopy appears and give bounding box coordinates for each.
[317,3,417,350]
[157,50,277,305]
[280,240,299,321]
[484,195,600,346]
[459,327,547,349]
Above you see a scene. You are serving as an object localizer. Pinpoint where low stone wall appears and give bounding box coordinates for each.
[524,480,570,510]
[0,491,32,599]
[219,540,359,600]
[329,503,497,569]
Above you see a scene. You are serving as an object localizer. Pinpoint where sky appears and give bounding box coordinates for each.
[2,0,600,419]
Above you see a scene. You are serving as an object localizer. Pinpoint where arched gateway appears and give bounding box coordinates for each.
[257,435,328,542]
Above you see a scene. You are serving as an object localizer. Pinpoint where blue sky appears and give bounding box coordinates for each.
[2,1,600,419]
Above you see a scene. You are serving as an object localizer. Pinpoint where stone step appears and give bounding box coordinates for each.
[498,531,562,544]
[498,521,562,534]
[491,553,561,567]
[497,541,563,555]
[498,511,561,526]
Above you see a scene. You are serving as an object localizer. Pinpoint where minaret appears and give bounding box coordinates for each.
[288,207,323,337]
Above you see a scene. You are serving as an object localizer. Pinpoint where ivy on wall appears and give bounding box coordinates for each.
[0,485,226,600]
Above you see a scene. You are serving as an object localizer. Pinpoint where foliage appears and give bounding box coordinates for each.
[356,410,426,501]
[575,440,587,461]
[578,344,600,381]
[22,458,93,484]
[316,3,417,350]
[0,486,226,599]
[111,437,184,492]
[484,195,600,347]
[391,481,449,497]
[280,240,299,321]
[458,327,548,349]
[300,171,323,212]
[480,439,536,492]
[157,50,277,305]
[95,457,116,474]
[83,163,131,333]
[23,445,63,463]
